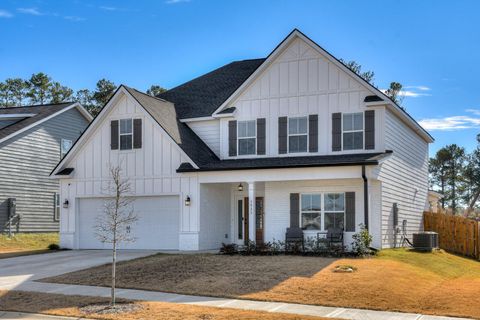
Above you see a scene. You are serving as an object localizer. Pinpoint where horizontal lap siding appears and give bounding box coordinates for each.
[187,120,220,157]
[378,109,429,248]
[0,108,89,232]
[264,179,364,247]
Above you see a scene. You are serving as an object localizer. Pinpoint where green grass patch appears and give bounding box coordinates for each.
[377,248,480,278]
[0,233,59,252]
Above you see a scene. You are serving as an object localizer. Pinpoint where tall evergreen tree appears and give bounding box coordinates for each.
[50,82,74,103]
[5,78,28,106]
[146,85,167,97]
[26,72,52,104]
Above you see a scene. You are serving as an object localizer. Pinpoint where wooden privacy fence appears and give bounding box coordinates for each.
[423,211,480,259]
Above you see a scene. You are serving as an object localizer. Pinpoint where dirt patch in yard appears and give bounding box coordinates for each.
[41,250,480,319]
[0,290,327,320]
[43,254,335,296]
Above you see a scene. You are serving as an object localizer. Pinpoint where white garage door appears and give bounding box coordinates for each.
[78,196,180,250]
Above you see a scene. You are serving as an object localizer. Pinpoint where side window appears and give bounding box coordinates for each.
[119,118,133,150]
[288,117,308,153]
[60,139,72,158]
[342,112,364,150]
[237,120,256,155]
[54,193,60,221]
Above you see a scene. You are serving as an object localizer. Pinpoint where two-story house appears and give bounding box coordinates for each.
[51,29,433,250]
[0,102,91,233]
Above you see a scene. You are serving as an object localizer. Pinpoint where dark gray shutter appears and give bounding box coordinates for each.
[290,193,300,228]
[110,120,119,150]
[345,192,355,232]
[365,110,375,150]
[133,119,142,149]
[228,120,237,157]
[332,113,342,151]
[257,118,266,155]
[309,114,318,153]
[278,116,288,154]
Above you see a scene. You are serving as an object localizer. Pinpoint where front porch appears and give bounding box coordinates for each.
[197,175,380,251]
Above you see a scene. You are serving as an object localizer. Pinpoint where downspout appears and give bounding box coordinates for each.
[362,165,369,230]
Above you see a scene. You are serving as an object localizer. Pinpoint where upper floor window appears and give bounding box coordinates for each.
[120,118,133,150]
[288,116,308,153]
[342,112,363,150]
[60,139,72,158]
[238,120,256,155]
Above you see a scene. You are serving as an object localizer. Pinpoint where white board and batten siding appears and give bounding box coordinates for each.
[59,93,200,250]
[376,109,429,248]
[219,37,385,159]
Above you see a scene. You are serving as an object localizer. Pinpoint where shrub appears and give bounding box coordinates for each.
[242,240,257,255]
[270,239,285,254]
[220,243,238,255]
[48,243,60,250]
[351,224,373,256]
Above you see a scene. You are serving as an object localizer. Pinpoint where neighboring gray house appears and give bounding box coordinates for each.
[0,102,91,233]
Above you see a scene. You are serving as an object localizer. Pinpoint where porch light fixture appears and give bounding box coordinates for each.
[63,199,69,209]
[185,196,191,206]
[237,183,243,192]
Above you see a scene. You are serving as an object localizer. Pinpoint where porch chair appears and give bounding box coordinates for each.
[326,228,344,253]
[285,227,304,253]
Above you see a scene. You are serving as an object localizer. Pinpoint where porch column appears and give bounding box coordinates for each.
[248,181,255,243]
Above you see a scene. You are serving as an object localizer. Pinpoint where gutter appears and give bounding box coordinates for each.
[362,165,369,230]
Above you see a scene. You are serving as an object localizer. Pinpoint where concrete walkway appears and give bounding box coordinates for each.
[0,251,472,320]
[0,311,89,320]
[2,281,471,320]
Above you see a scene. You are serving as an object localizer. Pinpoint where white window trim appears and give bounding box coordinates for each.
[288,116,309,154]
[342,112,365,151]
[237,120,257,156]
[54,193,60,221]
[60,138,72,158]
[119,118,133,151]
[299,192,346,232]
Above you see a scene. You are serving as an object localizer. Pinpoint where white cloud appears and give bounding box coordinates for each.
[166,0,190,4]
[17,7,43,15]
[466,109,480,116]
[64,15,85,22]
[0,9,13,18]
[99,6,118,11]
[419,115,480,131]
[380,89,431,98]
[405,85,431,91]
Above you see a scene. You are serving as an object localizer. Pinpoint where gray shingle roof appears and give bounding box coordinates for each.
[158,58,265,119]
[0,103,75,142]
[177,151,392,172]
[124,86,219,166]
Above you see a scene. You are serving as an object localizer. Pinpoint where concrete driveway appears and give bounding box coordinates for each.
[0,250,156,290]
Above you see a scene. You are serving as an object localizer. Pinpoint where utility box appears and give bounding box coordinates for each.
[7,198,16,219]
[393,203,399,227]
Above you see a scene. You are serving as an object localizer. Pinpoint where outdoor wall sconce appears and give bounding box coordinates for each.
[63,199,69,209]
[185,196,191,206]
[237,183,243,192]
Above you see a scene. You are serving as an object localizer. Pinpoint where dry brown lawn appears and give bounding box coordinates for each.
[0,290,326,320]
[0,233,58,259]
[42,249,480,319]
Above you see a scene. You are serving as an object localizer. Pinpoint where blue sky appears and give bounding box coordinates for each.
[1,0,479,156]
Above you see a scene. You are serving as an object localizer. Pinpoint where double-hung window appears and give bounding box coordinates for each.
[342,112,364,150]
[60,139,72,158]
[324,193,345,230]
[238,120,256,155]
[288,116,308,153]
[301,194,321,230]
[119,118,133,150]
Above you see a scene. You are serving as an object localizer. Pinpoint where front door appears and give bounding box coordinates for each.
[243,197,264,244]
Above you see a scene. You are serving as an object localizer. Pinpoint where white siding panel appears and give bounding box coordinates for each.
[378,109,429,248]
[187,120,220,157]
